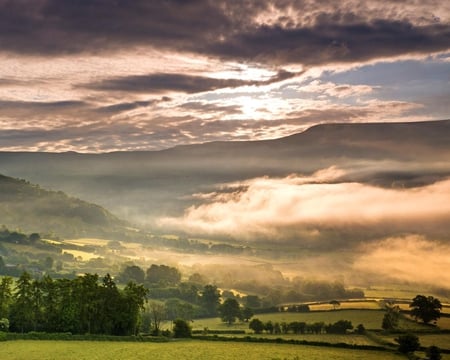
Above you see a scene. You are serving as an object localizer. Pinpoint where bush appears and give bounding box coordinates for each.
[172,319,192,338]
[426,345,442,360]
[395,333,420,354]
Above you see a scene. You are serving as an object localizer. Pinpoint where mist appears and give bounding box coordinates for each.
[159,168,450,247]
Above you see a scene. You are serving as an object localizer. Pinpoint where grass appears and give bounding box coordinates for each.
[192,310,386,331]
[309,301,381,311]
[416,334,450,349]
[0,340,406,360]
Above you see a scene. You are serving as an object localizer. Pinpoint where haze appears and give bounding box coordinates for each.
[0,1,449,294]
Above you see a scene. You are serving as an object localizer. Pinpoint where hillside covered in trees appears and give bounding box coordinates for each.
[0,174,129,239]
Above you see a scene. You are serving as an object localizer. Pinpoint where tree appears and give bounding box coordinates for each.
[200,285,220,317]
[146,264,181,286]
[395,333,420,354]
[148,301,166,335]
[325,320,353,334]
[356,324,365,334]
[9,272,34,332]
[264,320,274,334]
[410,295,442,324]
[249,318,264,334]
[29,233,41,243]
[241,307,254,322]
[330,300,340,310]
[219,298,241,325]
[382,304,400,330]
[122,281,148,335]
[243,295,261,309]
[0,276,13,319]
[0,317,9,331]
[426,345,442,360]
[119,265,145,284]
[173,318,192,338]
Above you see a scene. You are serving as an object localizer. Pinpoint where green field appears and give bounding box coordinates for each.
[0,340,405,360]
[192,310,386,331]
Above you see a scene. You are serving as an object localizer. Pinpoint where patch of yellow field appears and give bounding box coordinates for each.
[63,249,99,261]
[64,238,110,246]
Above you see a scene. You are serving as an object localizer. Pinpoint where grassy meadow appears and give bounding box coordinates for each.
[0,340,405,360]
[191,309,386,331]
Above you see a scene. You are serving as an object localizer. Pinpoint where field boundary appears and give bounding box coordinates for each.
[192,334,392,352]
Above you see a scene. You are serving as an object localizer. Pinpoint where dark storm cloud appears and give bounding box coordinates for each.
[211,21,450,65]
[1,1,448,66]
[82,70,297,94]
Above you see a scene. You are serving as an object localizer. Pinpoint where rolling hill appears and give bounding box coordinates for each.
[0,119,449,229]
[0,173,130,239]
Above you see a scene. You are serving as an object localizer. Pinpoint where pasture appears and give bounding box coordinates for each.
[192,309,386,331]
[0,340,405,360]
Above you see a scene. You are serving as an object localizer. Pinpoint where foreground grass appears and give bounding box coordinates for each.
[1,340,405,360]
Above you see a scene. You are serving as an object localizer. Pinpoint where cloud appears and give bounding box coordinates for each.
[353,235,450,288]
[82,70,298,94]
[0,1,448,68]
[159,169,450,246]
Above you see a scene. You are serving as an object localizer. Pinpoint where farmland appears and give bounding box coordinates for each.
[0,340,406,360]
[192,309,387,331]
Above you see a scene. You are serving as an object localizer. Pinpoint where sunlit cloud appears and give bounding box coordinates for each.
[160,168,450,245]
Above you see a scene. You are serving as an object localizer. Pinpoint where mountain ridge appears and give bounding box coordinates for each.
[0,119,448,228]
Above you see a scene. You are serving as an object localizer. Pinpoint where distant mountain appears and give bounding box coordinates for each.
[0,174,129,239]
[0,119,449,228]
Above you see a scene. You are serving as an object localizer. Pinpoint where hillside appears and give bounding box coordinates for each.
[0,174,129,239]
[0,119,449,228]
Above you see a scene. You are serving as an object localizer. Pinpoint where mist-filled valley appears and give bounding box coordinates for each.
[1,120,450,295]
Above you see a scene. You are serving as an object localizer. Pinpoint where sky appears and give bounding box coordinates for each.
[0,0,449,152]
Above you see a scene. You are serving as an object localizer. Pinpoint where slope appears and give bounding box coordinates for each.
[0,174,129,239]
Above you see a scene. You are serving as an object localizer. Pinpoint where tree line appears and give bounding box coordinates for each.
[0,272,147,335]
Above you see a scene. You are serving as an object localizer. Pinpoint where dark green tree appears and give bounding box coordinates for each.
[76,273,101,334]
[119,265,145,284]
[356,324,365,334]
[10,272,34,332]
[395,333,420,354]
[219,298,241,325]
[0,276,13,319]
[410,295,442,324]
[264,320,274,334]
[122,281,148,335]
[249,318,264,334]
[40,275,59,332]
[99,273,120,334]
[0,317,9,331]
[146,264,181,286]
[200,284,220,317]
[325,320,353,334]
[29,233,41,243]
[243,295,261,308]
[426,345,442,360]
[289,321,306,334]
[241,307,254,322]
[173,318,192,338]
